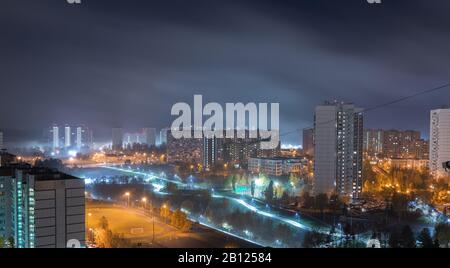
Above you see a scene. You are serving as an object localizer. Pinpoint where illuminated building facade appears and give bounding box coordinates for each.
[2,166,85,248]
[364,129,429,160]
[314,101,363,200]
[248,157,303,176]
[202,136,218,170]
[166,129,202,163]
[64,126,71,148]
[430,108,450,179]
[50,125,59,149]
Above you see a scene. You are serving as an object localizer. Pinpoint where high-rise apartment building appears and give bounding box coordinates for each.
[313,101,363,200]
[167,129,280,167]
[203,136,218,170]
[429,108,450,179]
[217,130,280,168]
[0,157,85,248]
[382,130,424,159]
[248,157,303,176]
[364,129,429,159]
[64,126,71,148]
[50,126,59,149]
[363,129,383,157]
[0,162,31,242]
[75,126,93,149]
[14,169,85,248]
[48,125,92,151]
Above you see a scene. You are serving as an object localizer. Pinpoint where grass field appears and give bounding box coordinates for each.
[86,201,259,248]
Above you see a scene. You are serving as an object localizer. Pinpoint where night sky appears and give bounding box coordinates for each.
[1,0,450,144]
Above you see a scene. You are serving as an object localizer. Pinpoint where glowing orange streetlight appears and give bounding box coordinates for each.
[124,192,131,207]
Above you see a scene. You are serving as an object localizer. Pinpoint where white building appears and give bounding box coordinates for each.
[429,108,450,179]
[64,126,71,148]
[51,126,59,149]
[313,101,364,199]
[248,157,303,176]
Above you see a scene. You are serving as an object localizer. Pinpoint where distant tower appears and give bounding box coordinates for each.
[64,126,71,148]
[313,101,363,200]
[76,127,83,149]
[51,125,59,149]
[75,125,92,149]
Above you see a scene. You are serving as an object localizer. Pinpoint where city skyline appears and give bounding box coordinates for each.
[1,0,450,250]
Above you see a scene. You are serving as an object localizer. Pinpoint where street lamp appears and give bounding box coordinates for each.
[124,192,130,207]
[88,228,94,243]
[142,197,147,209]
[87,212,92,226]
[149,198,155,243]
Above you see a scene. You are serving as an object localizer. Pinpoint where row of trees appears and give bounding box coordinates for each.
[204,204,301,246]
[160,205,192,231]
[363,160,431,193]
[301,191,345,214]
[0,236,14,248]
[388,224,450,248]
[93,216,132,248]
[363,160,449,205]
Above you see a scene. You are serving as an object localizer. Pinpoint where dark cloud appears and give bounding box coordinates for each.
[1,0,449,143]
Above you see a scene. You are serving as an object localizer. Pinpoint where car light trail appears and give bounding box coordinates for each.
[212,193,316,232]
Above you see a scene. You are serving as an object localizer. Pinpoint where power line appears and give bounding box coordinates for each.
[279,82,450,139]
